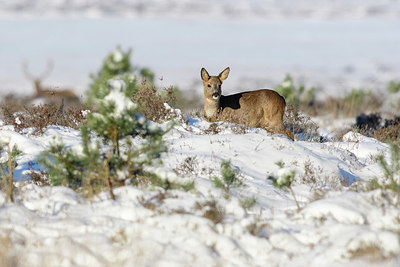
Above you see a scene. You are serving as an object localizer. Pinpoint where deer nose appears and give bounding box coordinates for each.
[212,93,220,99]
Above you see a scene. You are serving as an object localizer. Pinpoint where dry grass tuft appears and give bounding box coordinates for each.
[348,243,392,262]
[374,119,400,143]
[138,191,167,211]
[195,200,225,224]
[314,92,383,118]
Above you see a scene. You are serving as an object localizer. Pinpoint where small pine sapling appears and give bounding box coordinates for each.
[39,127,110,198]
[240,196,257,210]
[369,143,400,192]
[87,47,135,104]
[0,143,22,203]
[268,161,300,210]
[276,74,316,107]
[387,80,400,94]
[39,141,88,190]
[86,46,155,106]
[211,160,240,196]
[40,78,168,199]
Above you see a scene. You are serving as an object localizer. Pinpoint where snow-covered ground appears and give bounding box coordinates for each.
[0,114,399,266]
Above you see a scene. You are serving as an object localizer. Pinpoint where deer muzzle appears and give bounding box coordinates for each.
[212,92,220,99]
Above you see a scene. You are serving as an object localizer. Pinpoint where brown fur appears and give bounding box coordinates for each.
[33,80,77,99]
[23,60,80,105]
[201,67,294,140]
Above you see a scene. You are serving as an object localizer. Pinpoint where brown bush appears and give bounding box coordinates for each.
[374,123,400,143]
[132,82,177,122]
[0,95,28,120]
[1,102,87,135]
[350,113,400,143]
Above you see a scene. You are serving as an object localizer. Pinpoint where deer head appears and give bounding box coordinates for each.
[201,67,230,119]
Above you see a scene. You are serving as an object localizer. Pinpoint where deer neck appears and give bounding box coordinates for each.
[204,97,220,120]
[35,81,53,97]
[34,81,44,95]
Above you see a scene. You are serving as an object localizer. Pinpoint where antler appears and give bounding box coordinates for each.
[22,60,54,81]
[22,60,34,81]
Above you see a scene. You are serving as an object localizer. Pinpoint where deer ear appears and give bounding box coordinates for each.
[201,68,210,81]
[218,67,230,81]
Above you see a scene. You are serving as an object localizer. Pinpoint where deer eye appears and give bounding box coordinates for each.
[207,84,211,87]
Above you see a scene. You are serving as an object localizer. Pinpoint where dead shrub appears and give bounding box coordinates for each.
[204,123,221,135]
[26,161,51,187]
[173,156,198,176]
[284,105,320,141]
[1,103,87,135]
[374,124,400,143]
[0,94,27,120]
[374,116,400,143]
[298,160,322,189]
[195,200,225,224]
[298,160,342,190]
[132,82,176,122]
[350,113,400,143]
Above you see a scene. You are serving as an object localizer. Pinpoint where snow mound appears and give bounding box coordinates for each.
[0,117,399,266]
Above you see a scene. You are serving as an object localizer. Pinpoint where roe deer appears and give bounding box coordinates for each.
[23,60,79,104]
[201,67,294,140]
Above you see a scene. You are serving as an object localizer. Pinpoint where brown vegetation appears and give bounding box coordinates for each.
[1,102,87,135]
[132,82,177,123]
[353,113,400,143]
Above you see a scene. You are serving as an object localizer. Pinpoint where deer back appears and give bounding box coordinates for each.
[219,89,286,129]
